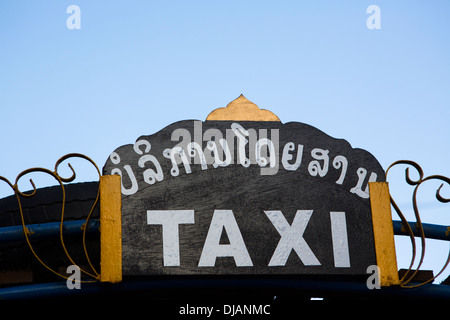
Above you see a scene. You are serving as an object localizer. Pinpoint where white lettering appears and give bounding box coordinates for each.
[330,211,350,268]
[350,168,377,198]
[256,137,278,175]
[281,142,303,171]
[163,146,192,176]
[144,209,354,270]
[231,123,250,167]
[264,210,320,266]
[179,304,214,317]
[110,152,139,196]
[147,210,195,266]
[110,123,378,199]
[332,155,348,185]
[223,305,271,316]
[308,148,329,177]
[198,210,253,267]
[135,140,164,185]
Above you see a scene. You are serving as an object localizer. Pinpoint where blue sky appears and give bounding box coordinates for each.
[1,1,450,283]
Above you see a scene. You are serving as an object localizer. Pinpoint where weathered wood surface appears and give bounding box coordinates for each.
[103,120,385,276]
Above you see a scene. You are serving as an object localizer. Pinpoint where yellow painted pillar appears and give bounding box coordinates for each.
[369,182,400,286]
[100,175,122,283]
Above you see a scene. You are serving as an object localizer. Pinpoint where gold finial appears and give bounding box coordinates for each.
[206,95,281,122]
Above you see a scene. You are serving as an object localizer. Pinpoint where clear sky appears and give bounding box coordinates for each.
[1,1,449,284]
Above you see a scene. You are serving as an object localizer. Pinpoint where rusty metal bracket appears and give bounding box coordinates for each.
[386,160,450,288]
[0,153,101,283]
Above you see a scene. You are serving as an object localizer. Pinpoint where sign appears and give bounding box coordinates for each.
[102,96,385,277]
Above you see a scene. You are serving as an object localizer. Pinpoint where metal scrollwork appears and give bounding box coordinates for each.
[0,153,101,282]
[386,160,450,288]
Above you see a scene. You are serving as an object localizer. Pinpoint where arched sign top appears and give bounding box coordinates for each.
[103,96,387,277]
[206,94,281,122]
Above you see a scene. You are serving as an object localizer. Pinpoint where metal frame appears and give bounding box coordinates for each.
[1,156,449,299]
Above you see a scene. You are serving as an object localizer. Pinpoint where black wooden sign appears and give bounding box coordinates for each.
[103,120,385,276]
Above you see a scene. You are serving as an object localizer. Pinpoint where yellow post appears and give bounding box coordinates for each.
[369,182,400,286]
[100,175,122,283]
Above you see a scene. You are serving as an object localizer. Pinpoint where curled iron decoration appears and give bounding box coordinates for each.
[386,160,450,288]
[0,153,101,282]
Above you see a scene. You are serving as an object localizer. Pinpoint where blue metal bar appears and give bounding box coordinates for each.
[4,220,436,245]
[0,278,449,300]
[0,219,448,300]
[0,219,99,244]
[3,219,446,244]
[393,220,450,241]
